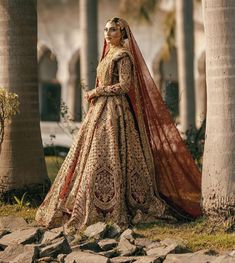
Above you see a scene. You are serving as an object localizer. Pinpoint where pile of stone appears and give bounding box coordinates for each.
[0,216,234,263]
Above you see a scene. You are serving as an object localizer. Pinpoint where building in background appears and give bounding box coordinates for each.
[38,0,206,150]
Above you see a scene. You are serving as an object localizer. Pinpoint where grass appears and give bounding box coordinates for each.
[134,218,235,252]
[45,155,64,183]
[0,204,37,223]
[0,156,234,252]
[0,156,63,222]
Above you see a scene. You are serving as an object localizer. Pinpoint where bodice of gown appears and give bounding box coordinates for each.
[95,46,133,95]
[96,47,116,86]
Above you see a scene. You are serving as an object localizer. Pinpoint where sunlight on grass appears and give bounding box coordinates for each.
[0,156,64,222]
[45,156,64,183]
[134,219,235,252]
[0,204,37,222]
[0,157,234,252]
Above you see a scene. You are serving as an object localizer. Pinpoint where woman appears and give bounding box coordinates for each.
[36,17,201,231]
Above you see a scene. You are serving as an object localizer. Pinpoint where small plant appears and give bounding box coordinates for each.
[13,192,30,209]
[60,101,79,137]
[0,87,20,146]
[184,119,206,170]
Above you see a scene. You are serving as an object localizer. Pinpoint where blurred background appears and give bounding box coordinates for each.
[38,0,206,160]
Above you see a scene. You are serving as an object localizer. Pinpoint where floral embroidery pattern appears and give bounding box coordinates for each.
[35,45,166,231]
[94,168,116,207]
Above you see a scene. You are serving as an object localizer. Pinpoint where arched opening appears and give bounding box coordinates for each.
[38,45,61,121]
[152,47,179,120]
[68,50,82,122]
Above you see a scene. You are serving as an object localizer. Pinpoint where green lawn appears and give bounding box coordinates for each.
[0,156,234,252]
[0,204,37,222]
[134,219,235,252]
[45,156,64,183]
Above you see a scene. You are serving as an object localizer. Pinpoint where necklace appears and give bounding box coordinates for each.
[108,45,123,56]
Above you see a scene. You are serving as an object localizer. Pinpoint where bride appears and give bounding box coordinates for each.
[35,17,201,231]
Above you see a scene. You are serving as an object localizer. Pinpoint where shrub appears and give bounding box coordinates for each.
[185,119,206,171]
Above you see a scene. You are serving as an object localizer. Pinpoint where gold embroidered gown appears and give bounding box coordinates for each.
[35,45,166,230]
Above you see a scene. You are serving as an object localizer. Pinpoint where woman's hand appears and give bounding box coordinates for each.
[85,90,97,103]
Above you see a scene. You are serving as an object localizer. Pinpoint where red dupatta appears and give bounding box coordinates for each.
[100,18,202,218]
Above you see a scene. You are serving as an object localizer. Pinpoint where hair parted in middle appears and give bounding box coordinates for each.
[107,17,128,41]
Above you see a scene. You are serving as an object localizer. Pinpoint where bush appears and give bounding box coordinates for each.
[185,119,206,170]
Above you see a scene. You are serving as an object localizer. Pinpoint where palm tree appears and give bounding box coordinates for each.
[202,0,235,224]
[0,0,50,198]
[176,0,196,133]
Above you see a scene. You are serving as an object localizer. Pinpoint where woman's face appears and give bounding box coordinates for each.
[104,21,122,46]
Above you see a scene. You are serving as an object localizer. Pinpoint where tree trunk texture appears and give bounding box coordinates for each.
[0,0,50,196]
[176,0,196,133]
[202,0,235,222]
[79,0,98,117]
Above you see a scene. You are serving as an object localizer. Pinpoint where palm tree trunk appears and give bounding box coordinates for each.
[202,0,235,222]
[79,0,98,117]
[0,0,50,197]
[176,0,196,133]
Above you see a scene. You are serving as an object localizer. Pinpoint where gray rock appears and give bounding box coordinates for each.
[39,237,71,258]
[0,216,29,231]
[117,238,138,256]
[146,243,177,257]
[144,241,161,253]
[160,238,178,246]
[70,244,82,252]
[57,253,67,263]
[105,224,122,238]
[110,256,161,263]
[110,256,139,263]
[0,244,5,251]
[160,238,189,253]
[0,231,9,250]
[212,253,235,263]
[164,250,218,263]
[134,255,162,263]
[65,234,76,244]
[0,227,43,246]
[120,229,134,243]
[41,230,64,244]
[27,220,40,228]
[64,251,109,263]
[134,238,153,248]
[79,240,102,252]
[0,230,10,239]
[99,248,120,258]
[98,239,118,251]
[36,256,54,262]
[0,244,39,263]
[84,222,108,239]
[51,226,64,234]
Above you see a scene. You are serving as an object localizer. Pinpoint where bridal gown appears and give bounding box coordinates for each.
[35,45,167,230]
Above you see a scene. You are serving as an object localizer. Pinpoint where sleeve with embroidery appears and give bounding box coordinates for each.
[96,56,132,96]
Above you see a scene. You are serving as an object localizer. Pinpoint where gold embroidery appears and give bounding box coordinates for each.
[35,45,166,231]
